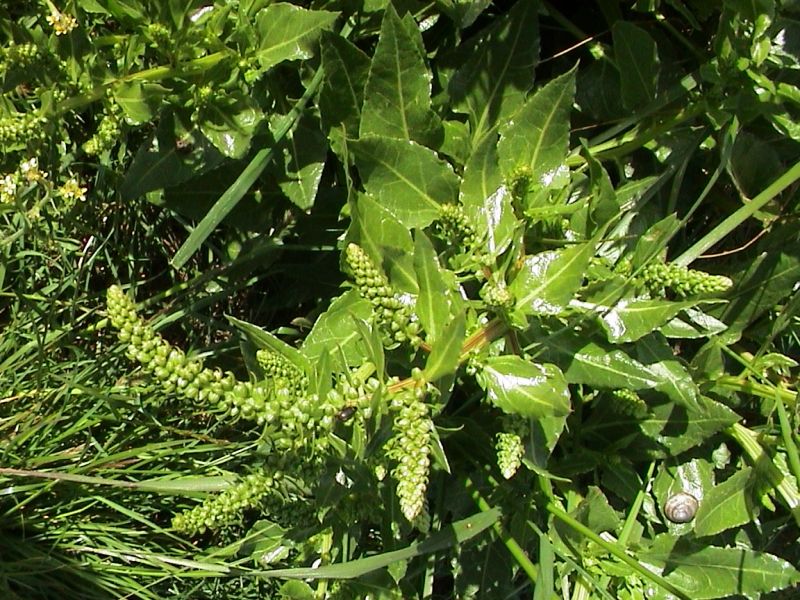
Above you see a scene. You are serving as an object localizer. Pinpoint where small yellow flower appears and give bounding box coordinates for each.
[58,177,87,202]
[19,157,46,183]
[46,9,78,35]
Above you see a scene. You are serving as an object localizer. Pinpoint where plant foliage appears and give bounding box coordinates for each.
[1,0,800,598]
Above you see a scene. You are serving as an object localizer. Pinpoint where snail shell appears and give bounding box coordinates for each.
[664,491,699,523]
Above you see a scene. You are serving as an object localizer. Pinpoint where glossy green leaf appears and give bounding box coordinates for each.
[538,332,659,390]
[113,80,166,125]
[460,136,517,258]
[481,356,571,418]
[301,291,373,371]
[424,313,465,381]
[198,92,264,159]
[660,308,729,339]
[584,396,739,457]
[639,396,740,455]
[641,535,800,600]
[351,136,459,228]
[653,457,713,534]
[634,333,701,410]
[527,415,568,472]
[694,467,757,537]
[497,66,576,184]
[360,4,441,147]
[598,298,699,344]
[414,230,450,341]
[254,4,338,71]
[449,0,540,143]
[349,194,416,293]
[612,21,660,109]
[276,114,327,210]
[319,32,370,140]
[510,242,595,317]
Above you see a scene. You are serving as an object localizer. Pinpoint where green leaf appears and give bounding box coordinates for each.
[227,315,311,376]
[538,331,659,390]
[424,313,465,381]
[460,136,517,258]
[481,356,571,418]
[414,230,450,341]
[319,32,370,140]
[612,21,660,110]
[510,241,595,317]
[497,65,576,184]
[639,397,740,455]
[721,247,800,341]
[350,317,385,380]
[694,467,757,537]
[532,532,554,600]
[527,415,568,472]
[660,308,728,339]
[634,333,701,410]
[351,136,459,228]
[449,0,540,144]
[641,535,800,600]
[360,4,441,147]
[653,457,713,534]
[255,508,500,579]
[254,4,338,71]
[279,580,315,600]
[198,92,264,159]
[349,195,416,293]
[112,80,167,125]
[598,298,700,344]
[121,111,226,200]
[301,291,373,371]
[170,69,325,269]
[276,114,327,210]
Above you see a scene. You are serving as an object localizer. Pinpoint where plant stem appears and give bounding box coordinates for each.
[618,461,656,547]
[543,503,691,600]
[464,475,539,584]
[726,422,800,526]
[776,399,800,495]
[715,376,797,407]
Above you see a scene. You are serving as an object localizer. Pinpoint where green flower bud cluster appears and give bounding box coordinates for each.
[481,279,514,311]
[0,43,38,69]
[84,106,122,156]
[0,111,46,150]
[172,472,276,535]
[609,388,647,417]
[509,167,532,206]
[145,23,171,48]
[345,243,421,347]
[327,364,381,422]
[257,348,308,397]
[495,415,528,479]
[436,204,485,259]
[106,285,281,424]
[386,386,432,522]
[637,262,733,297]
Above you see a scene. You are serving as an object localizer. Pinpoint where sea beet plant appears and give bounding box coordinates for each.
[1,1,800,598]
